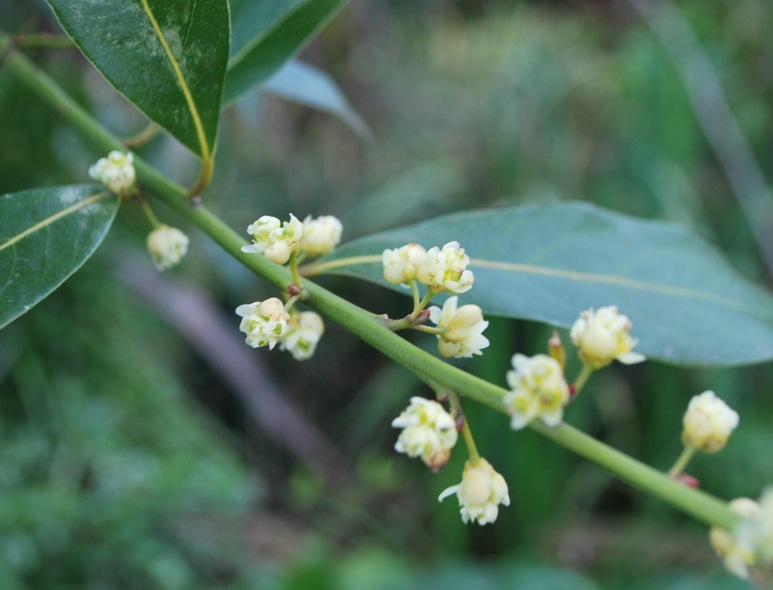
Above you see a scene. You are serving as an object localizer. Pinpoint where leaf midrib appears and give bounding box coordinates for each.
[140,0,210,160]
[304,254,771,318]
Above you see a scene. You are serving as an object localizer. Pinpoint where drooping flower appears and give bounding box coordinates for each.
[570,306,645,369]
[146,225,189,270]
[382,243,427,285]
[392,397,457,470]
[281,311,325,361]
[89,150,136,195]
[438,458,510,525]
[504,354,570,430]
[235,298,290,350]
[710,497,761,580]
[428,296,489,358]
[241,214,304,264]
[301,215,343,257]
[416,241,474,294]
[682,391,739,453]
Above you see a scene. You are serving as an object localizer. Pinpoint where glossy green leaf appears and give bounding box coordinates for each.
[0,186,119,329]
[46,0,230,158]
[224,0,346,103]
[263,60,370,138]
[308,203,773,366]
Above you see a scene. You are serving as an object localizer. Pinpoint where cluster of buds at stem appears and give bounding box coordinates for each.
[382,241,474,294]
[382,241,485,358]
[89,150,137,196]
[241,213,342,264]
[711,497,761,580]
[235,298,324,360]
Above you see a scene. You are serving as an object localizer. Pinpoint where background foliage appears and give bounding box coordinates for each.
[1,0,772,588]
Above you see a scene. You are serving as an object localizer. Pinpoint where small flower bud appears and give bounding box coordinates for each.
[428,296,489,358]
[416,241,474,294]
[570,306,645,369]
[710,497,761,580]
[438,458,510,525]
[301,215,343,257]
[548,331,566,370]
[146,225,189,270]
[504,354,570,430]
[89,151,136,195]
[392,397,458,468]
[241,214,304,264]
[281,311,325,361]
[235,298,290,350]
[682,390,739,453]
[382,243,427,285]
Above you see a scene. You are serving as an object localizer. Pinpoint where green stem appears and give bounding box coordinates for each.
[409,289,434,320]
[460,419,480,463]
[139,198,162,229]
[11,33,73,49]
[289,252,303,288]
[572,363,595,397]
[668,445,697,478]
[3,35,741,532]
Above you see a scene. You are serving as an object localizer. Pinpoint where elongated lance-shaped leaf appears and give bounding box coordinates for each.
[263,60,370,139]
[225,0,346,103]
[0,186,120,329]
[306,203,773,367]
[46,0,230,159]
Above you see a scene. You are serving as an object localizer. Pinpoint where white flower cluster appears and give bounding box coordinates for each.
[146,225,189,271]
[89,150,136,196]
[383,241,474,294]
[392,397,458,470]
[710,488,773,580]
[382,241,486,358]
[236,298,324,360]
[682,390,739,453]
[570,306,645,369]
[241,214,342,264]
[438,458,510,526]
[711,497,761,580]
[503,354,570,430]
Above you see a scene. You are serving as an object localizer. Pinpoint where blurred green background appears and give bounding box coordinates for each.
[1,0,772,588]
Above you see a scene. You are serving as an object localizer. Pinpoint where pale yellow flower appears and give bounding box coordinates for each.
[392,397,457,469]
[235,298,290,350]
[146,225,189,270]
[570,306,645,369]
[504,354,570,430]
[438,458,510,525]
[428,296,489,358]
[682,391,739,453]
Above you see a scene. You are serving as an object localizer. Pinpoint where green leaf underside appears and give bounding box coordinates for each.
[311,203,773,366]
[224,0,346,103]
[46,0,229,158]
[0,186,119,329]
[263,60,370,138]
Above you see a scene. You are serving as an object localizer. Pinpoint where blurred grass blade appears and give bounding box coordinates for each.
[0,186,119,329]
[308,202,773,366]
[46,0,229,159]
[263,60,370,139]
[224,0,347,103]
